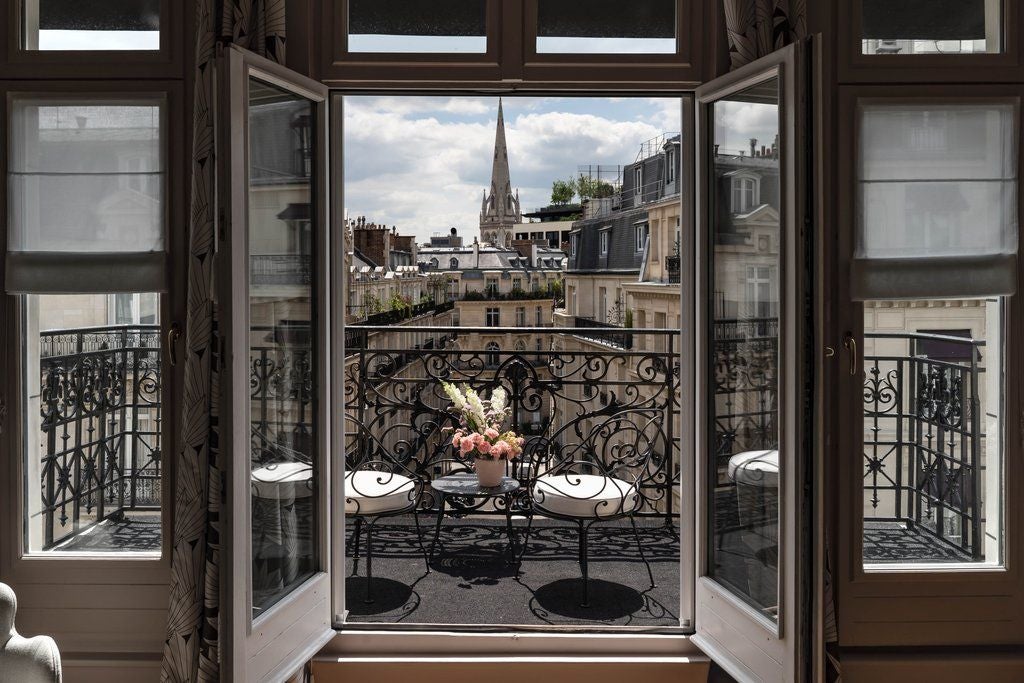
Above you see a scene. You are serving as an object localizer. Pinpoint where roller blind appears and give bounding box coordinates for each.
[7,96,166,294]
[852,101,1018,300]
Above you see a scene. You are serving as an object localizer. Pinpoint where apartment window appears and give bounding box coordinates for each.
[536,306,543,325]
[666,146,677,184]
[485,307,500,326]
[348,0,487,53]
[485,277,499,295]
[731,175,758,213]
[598,287,607,323]
[485,341,501,366]
[745,265,776,319]
[512,276,522,290]
[450,257,459,269]
[429,257,439,269]
[515,306,526,326]
[634,165,643,197]
[570,232,579,257]
[599,228,609,255]
[635,222,649,252]
[22,0,162,50]
[860,0,1001,55]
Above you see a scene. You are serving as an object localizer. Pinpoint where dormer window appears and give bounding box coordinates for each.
[731,174,759,213]
[429,257,439,269]
[599,228,610,256]
[666,146,677,185]
[634,166,643,197]
[450,257,459,269]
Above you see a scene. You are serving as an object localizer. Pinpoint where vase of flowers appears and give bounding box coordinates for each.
[442,382,524,488]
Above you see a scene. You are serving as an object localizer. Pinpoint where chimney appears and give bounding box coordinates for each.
[750,138,757,158]
[511,239,533,260]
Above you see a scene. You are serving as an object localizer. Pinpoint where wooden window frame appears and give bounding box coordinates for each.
[0,0,185,80]
[837,0,1024,84]
[833,83,1024,647]
[317,0,708,89]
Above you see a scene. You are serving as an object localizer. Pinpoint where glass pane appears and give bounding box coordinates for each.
[9,98,165,254]
[707,78,781,621]
[24,293,162,554]
[23,0,160,50]
[863,299,1004,566]
[858,103,1016,260]
[536,0,676,54]
[248,79,319,619]
[861,0,1001,55]
[348,0,486,53]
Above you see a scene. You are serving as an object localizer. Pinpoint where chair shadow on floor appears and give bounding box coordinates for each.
[345,576,419,616]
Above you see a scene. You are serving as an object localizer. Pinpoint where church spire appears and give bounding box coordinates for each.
[480,98,521,247]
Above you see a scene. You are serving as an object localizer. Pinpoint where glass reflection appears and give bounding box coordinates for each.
[248,78,318,618]
[707,77,781,621]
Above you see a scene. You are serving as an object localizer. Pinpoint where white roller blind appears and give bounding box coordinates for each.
[853,101,1018,300]
[7,96,166,293]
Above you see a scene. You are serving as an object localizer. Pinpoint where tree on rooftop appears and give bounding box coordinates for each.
[574,175,616,200]
[550,178,575,205]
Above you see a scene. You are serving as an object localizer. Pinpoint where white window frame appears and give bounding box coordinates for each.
[634,165,643,197]
[635,221,649,252]
[486,307,500,327]
[515,306,526,326]
[599,228,610,255]
[730,173,759,214]
[329,94,701,664]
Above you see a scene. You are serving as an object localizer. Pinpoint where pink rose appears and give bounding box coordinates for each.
[452,434,462,448]
[460,438,474,454]
[477,441,491,454]
[485,427,499,440]
[492,441,509,458]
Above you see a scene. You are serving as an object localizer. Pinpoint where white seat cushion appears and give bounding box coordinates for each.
[727,450,779,488]
[344,470,416,516]
[251,462,314,500]
[532,474,639,519]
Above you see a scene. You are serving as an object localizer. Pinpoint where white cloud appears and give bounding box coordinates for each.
[343,97,681,242]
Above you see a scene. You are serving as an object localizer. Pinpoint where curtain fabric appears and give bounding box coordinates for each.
[722,0,806,70]
[160,1,286,681]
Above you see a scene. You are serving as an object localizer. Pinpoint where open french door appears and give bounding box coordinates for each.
[218,45,333,681]
[692,42,813,682]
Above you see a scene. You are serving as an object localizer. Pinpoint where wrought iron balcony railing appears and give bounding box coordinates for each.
[34,321,986,561]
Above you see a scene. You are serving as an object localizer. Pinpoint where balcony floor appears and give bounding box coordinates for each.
[863,520,972,563]
[345,516,681,627]
[49,512,162,552]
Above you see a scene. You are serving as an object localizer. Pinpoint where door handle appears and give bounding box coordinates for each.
[842,333,858,377]
[167,322,182,367]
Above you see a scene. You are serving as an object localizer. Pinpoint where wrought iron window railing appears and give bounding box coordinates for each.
[863,332,986,559]
[38,325,162,549]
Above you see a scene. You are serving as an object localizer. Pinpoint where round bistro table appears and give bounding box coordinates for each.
[428,473,521,564]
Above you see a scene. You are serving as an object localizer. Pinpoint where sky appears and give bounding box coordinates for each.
[343,96,684,243]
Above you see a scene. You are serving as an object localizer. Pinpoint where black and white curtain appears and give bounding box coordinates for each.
[160,1,286,681]
[722,0,806,70]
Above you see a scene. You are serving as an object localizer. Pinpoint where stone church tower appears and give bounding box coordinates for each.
[479,99,521,247]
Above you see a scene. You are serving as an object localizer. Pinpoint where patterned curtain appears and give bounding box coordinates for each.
[722,0,807,70]
[160,2,286,681]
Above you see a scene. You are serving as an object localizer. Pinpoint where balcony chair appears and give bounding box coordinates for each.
[726,449,779,564]
[520,409,662,607]
[344,419,431,604]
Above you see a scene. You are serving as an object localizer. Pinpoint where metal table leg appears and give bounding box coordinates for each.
[428,492,447,563]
